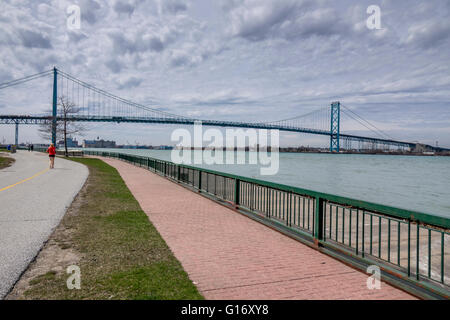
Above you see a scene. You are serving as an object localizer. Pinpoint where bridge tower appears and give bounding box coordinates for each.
[52,67,58,145]
[15,122,19,146]
[330,101,340,152]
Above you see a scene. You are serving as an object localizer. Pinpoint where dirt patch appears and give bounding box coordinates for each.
[0,153,15,170]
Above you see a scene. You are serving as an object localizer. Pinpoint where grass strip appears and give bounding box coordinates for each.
[0,155,14,170]
[20,158,203,300]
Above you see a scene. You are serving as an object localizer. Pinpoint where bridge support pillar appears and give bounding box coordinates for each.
[330,101,340,152]
[15,122,19,146]
[51,67,58,145]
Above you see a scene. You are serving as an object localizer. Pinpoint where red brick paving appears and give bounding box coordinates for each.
[100,157,415,300]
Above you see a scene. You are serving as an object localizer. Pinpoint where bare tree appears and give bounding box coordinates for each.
[39,96,85,156]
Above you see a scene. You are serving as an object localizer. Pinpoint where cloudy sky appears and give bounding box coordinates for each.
[0,0,450,147]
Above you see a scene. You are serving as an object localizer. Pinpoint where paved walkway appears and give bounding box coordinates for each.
[0,151,88,298]
[101,157,415,300]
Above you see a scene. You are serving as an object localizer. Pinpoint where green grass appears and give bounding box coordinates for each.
[0,155,14,169]
[23,158,203,300]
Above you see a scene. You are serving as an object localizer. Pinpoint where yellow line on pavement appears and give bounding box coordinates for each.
[0,168,50,192]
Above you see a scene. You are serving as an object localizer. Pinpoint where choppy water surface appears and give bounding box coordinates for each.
[86,149,450,218]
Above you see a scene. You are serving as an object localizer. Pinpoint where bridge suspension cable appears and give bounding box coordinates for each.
[260,105,330,132]
[56,69,193,121]
[0,70,53,90]
[341,105,395,141]
[54,69,334,133]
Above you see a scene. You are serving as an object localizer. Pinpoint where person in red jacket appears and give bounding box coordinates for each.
[47,143,56,169]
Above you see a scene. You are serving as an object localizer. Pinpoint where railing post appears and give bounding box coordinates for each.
[314,196,324,246]
[407,220,411,277]
[198,171,202,192]
[177,165,181,182]
[287,192,292,227]
[234,179,240,209]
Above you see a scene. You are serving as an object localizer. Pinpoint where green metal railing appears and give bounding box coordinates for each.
[85,150,449,299]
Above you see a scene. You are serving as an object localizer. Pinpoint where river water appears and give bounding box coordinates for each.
[85,148,450,218]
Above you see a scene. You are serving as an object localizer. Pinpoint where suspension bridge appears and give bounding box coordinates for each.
[0,67,447,153]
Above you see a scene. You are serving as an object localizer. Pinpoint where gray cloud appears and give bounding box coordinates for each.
[170,50,191,67]
[225,0,350,42]
[105,59,123,73]
[108,22,181,55]
[149,37,164,52]
[114,0,136,16]
[109,32,166,54]
[18,29,52,49]
[109,32,138,55]
[406,21,450,49]
[0,30,14,46]
[68,31,88,43]
[71,53,87,66]
[161,0,189,14]
[0,70,13,83]
[80,0,102,25]
[169,41,228,68]
[117,76,143,89]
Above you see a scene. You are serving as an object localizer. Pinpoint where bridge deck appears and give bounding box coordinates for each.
[99,156,415,300]
[1,114,432,150]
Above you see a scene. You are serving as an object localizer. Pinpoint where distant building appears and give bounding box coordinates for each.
[34,143,49,149]
[83,139,116,148]
[57,137,80,148]
[157,145,173,150]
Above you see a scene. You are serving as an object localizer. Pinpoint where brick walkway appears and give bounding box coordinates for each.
[101,158,415,300]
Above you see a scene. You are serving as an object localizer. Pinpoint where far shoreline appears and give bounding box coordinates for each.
[81,146,450,157]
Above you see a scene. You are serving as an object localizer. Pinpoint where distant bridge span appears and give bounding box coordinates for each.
[1,114,447,152]
[0,67,448,152]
